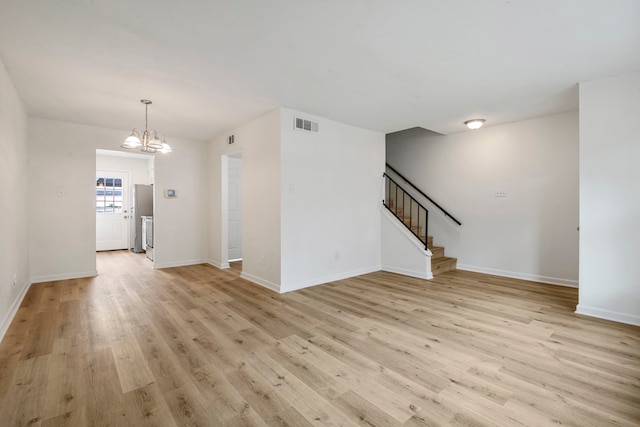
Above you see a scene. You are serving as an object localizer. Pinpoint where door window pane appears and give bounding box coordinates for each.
[96,175,124,214]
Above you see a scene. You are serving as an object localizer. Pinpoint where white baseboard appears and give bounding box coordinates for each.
[0,280,32,343]
[30,270,98,284]
[457,264,578,288]
[207,259,230,269]
[280,265,382,293]
[382,265,433,281]
[575,304,640,327]
[240,272,280,293]
[154,259,207,269]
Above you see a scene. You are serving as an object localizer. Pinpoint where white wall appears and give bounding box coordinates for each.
[209,107,384,293]
[577,70,640,326]
[209,109,282,291]
[381,209,432,280]
[0,58,29,340]
[29,118,208,281]
[386,111,579,286]
[96,152,151,185]
[153,134,208,268]
[280,108,384,292]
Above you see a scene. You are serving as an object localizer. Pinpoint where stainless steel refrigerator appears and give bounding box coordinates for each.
[130,184,153,253]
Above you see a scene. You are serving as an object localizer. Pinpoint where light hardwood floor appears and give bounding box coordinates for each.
[1,250,639,426]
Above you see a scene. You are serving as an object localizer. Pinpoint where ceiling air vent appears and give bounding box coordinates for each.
[294,116,319,133]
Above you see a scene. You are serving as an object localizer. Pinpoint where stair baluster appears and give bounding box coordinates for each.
[383,173,429,250]
[383,172,457,274]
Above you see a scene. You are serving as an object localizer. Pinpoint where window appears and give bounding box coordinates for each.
[96,176,123,213]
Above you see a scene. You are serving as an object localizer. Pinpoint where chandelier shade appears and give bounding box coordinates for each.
[464,119,485,130]
[121,99,172,153]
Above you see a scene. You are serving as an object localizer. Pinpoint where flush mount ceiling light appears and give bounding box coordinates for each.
[464,119,485,130]
[121,99,172,153]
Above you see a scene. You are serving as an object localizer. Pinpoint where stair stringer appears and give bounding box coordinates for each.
[381,207,433,280]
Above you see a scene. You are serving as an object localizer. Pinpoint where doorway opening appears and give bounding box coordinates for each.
[221,152,243,270]
[95,149,154,269]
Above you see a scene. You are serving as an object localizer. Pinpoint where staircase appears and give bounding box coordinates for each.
[426,235,457,275]
[387,199,457,275]
[384,167,459,276]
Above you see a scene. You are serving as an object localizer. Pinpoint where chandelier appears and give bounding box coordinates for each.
[121,99,172,153]
[464,118,485,130]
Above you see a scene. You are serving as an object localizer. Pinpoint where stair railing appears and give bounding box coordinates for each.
[383,173,429,250]
[386,163,462,226]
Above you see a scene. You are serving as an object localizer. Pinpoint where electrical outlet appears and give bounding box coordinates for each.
[495,190,507,198]
[12,272,17,286]
[335,251,340,261]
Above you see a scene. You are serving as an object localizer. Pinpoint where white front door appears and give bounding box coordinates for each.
[228,157,243,261]
[96,171,129,251]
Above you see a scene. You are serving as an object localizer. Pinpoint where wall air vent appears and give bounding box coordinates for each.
[294,116,319,133]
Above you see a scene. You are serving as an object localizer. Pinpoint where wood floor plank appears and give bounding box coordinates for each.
[226,358,299,422]
[192,362,268,426]
[163,380,219,426]
[469,363,639,427]
[81,347,129,427]
[332,390,403,427]
[243,349,358,426]
[132,322,191,394]
[0,250,639,426]
[18,305,58,361]
[202,302,255,332]
[438,382,528,427]
[554,348,640,385]
[279,334,418,423]
[123,383,177,427]
[265,340,348,402]
[266,407,314,427]
[41,407,86,427]
[2,354,50,426]
[0,306,31,394]
[110,335,155,394]
[41,351,85,420]
[305,332,467,423]
[58,279,80,303]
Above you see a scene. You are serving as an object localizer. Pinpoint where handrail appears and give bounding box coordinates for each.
[383,173,429,250]
[385,163,462,226]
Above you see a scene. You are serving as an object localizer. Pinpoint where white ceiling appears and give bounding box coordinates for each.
[1,1,639,141]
